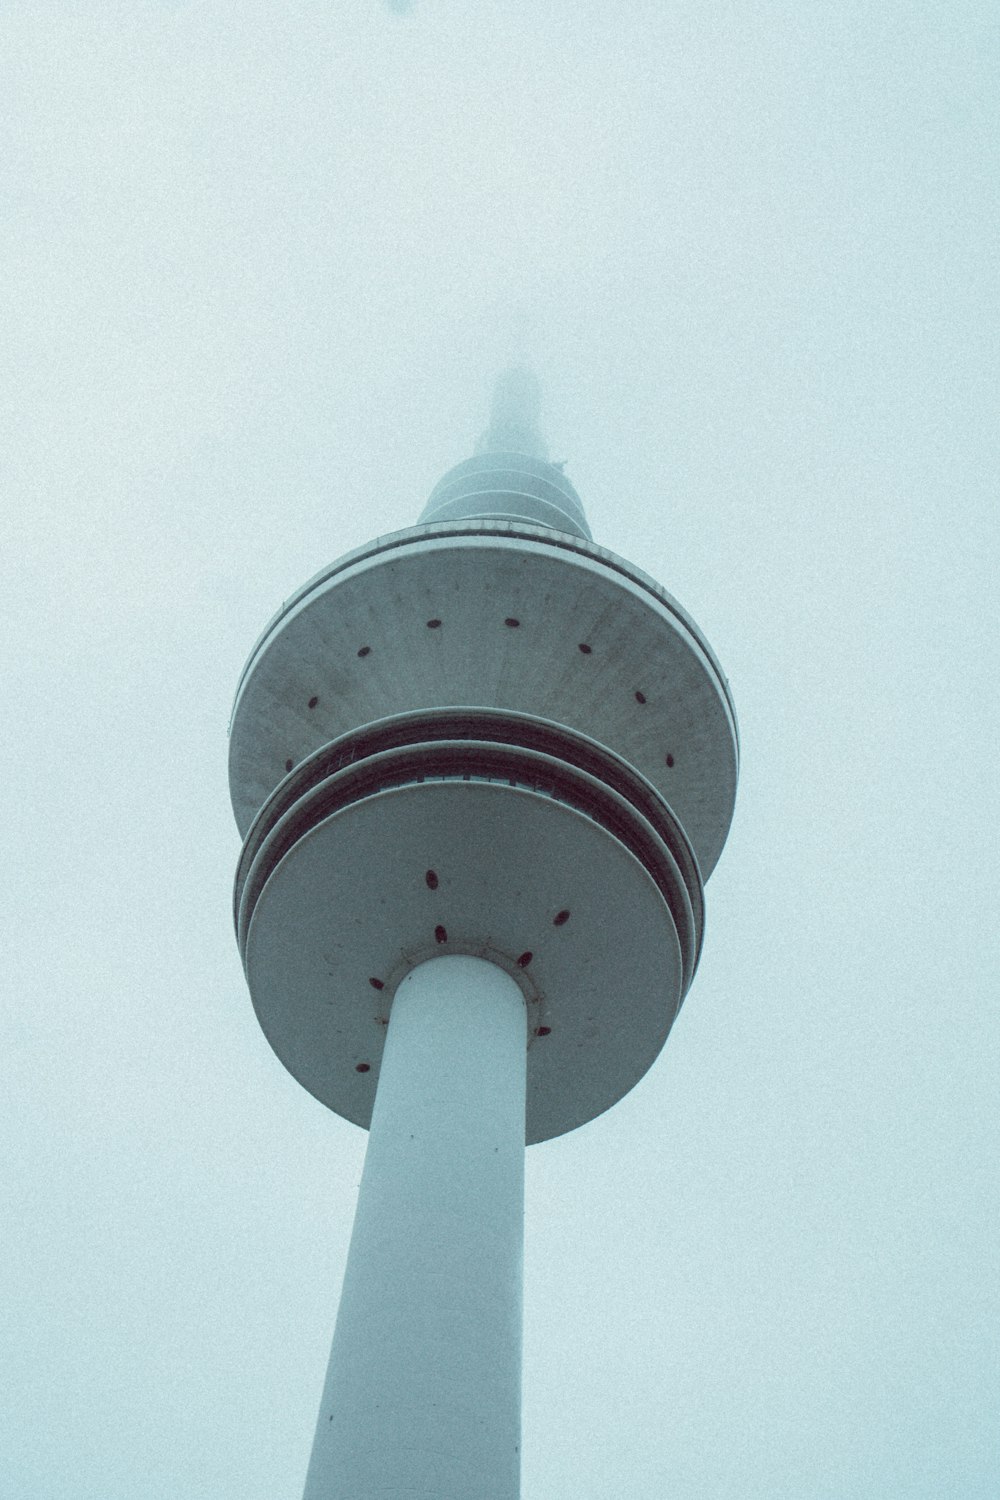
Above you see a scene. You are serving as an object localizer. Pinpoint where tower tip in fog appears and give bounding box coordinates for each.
[418,367,589,538]
[476,365,549,460]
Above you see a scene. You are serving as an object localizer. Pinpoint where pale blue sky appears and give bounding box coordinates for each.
[2,3,998,1497]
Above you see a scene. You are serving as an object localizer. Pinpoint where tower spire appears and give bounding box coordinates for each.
[476,365,549,460]
[417,367,592,538]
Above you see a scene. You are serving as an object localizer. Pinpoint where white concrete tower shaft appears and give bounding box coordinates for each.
[301,956,527,1500]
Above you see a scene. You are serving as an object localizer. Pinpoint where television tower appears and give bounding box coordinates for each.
[227,369,738,1499]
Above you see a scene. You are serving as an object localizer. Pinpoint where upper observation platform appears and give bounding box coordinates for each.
[228,517,738,879]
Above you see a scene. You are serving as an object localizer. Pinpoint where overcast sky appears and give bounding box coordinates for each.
[3,3,998,1497]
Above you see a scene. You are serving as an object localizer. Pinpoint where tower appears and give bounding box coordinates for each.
[227,370,738,1499]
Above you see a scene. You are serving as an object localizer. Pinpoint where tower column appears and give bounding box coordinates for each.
[302,955,528,1500]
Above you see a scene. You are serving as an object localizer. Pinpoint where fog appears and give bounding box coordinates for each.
[3,3,997,1496]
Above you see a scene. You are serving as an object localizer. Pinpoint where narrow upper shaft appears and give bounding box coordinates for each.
[417,367,592,539]
[476,366,549,459]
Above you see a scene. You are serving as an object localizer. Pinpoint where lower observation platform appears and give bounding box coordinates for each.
[238,712,700,1144]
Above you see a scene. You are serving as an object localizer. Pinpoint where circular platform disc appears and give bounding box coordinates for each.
[229,530,737,879]
[243,779,683,1143]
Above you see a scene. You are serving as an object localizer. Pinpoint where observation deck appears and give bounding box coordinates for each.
[229,375,737,1141]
